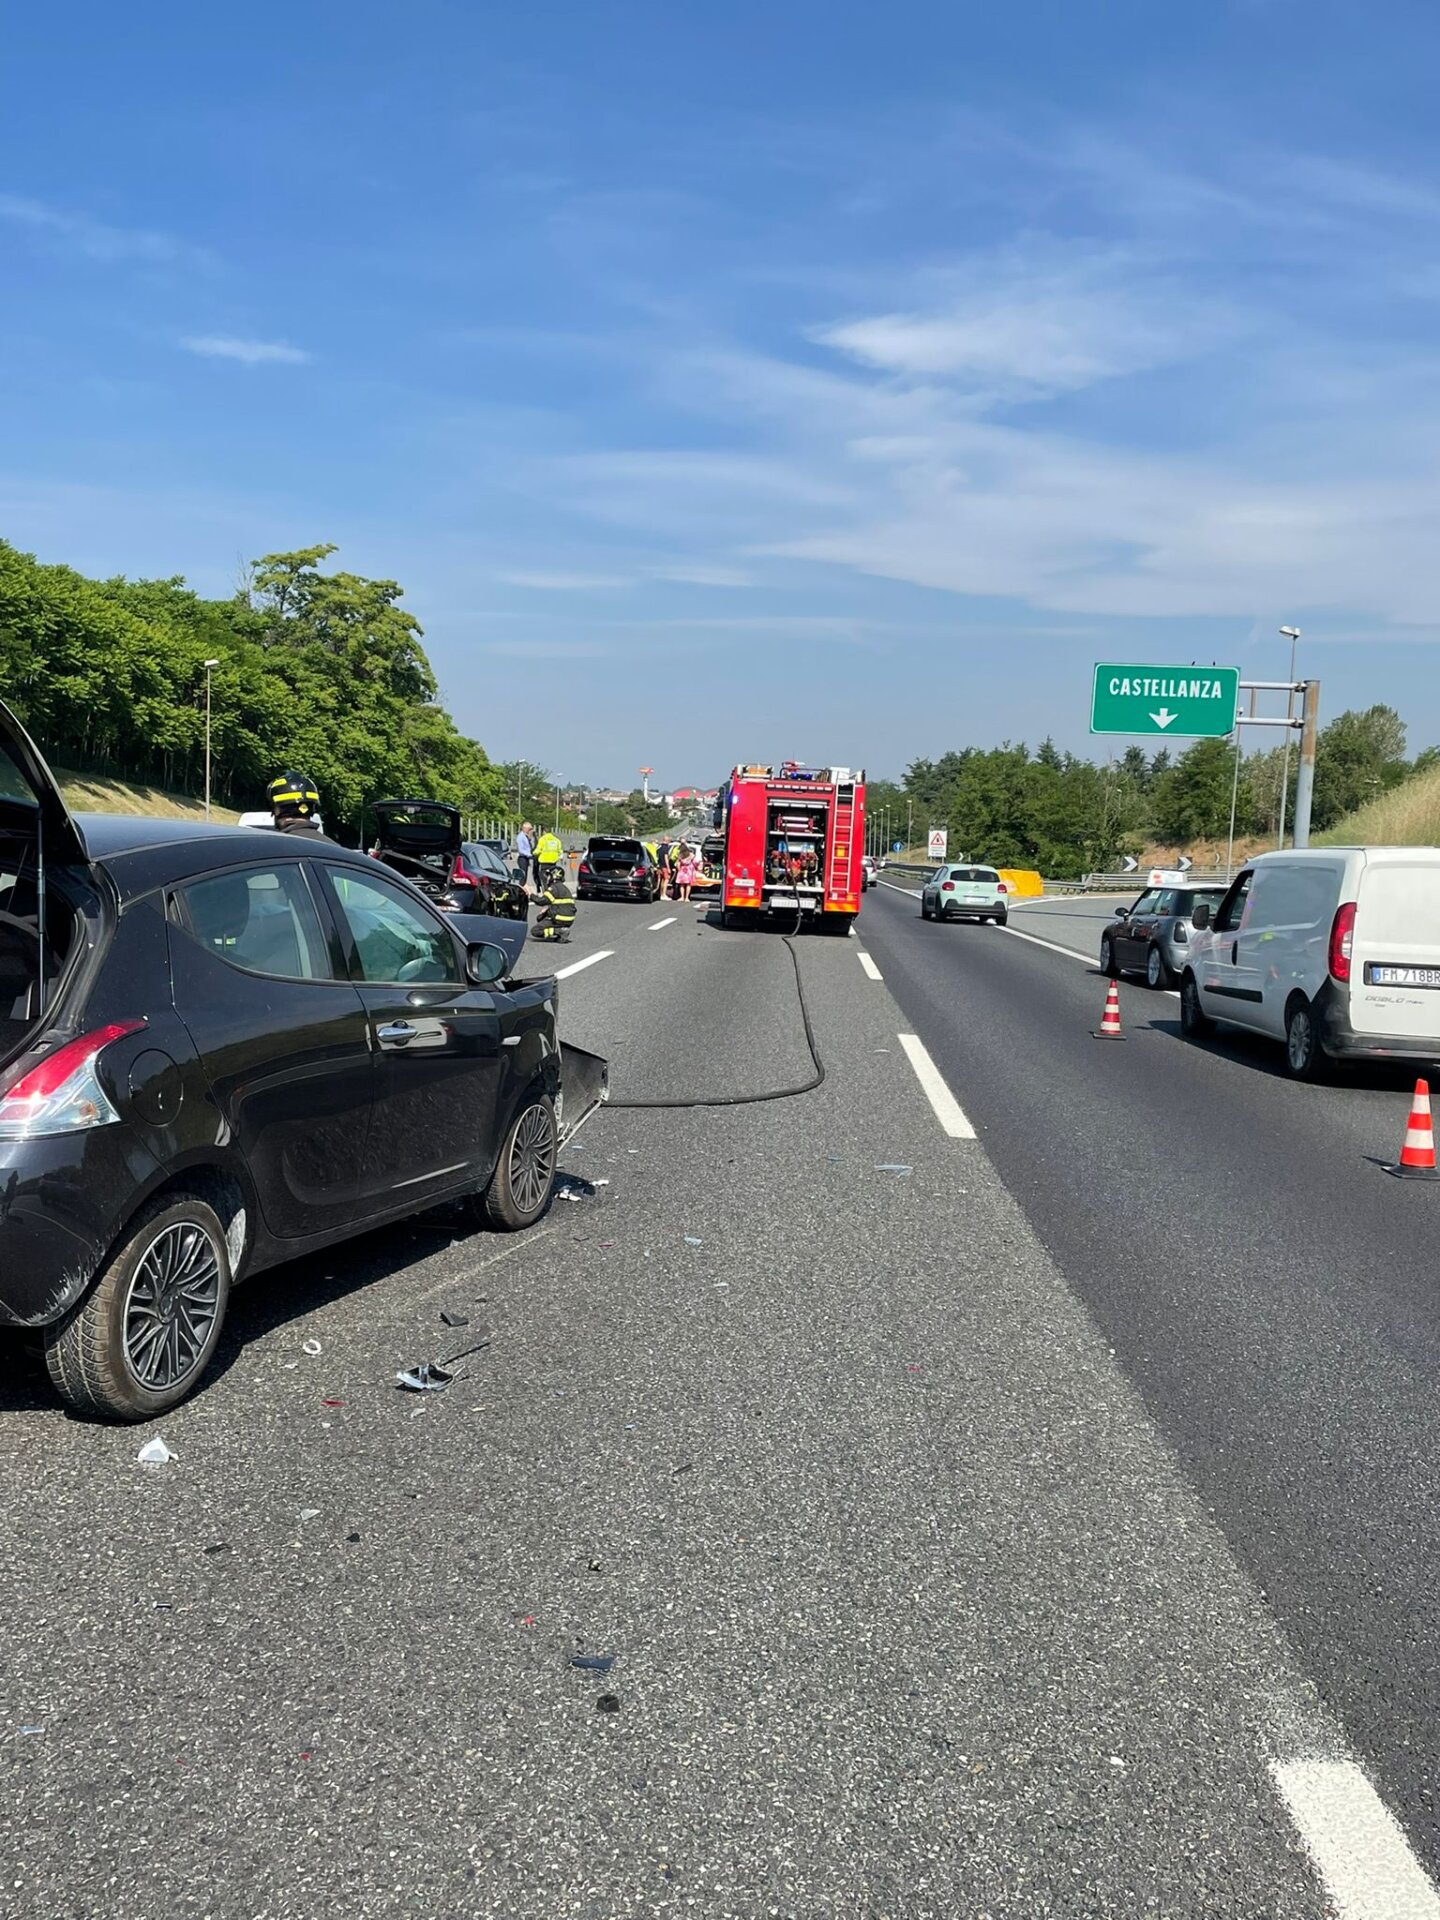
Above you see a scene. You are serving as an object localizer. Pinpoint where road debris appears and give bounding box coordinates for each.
[321,1397,345,1409]
[396,1363,454,1392]
[203,1543,229,1557]
[570,1654,616,1673]
[346,1532,361,1543]
[300,1508,320,1521]
[439,1311,469,1328]
[136,1436,175,1465]
[18,1726,43,1737]
[875,1164,913,1175]
[596,1694,621,1713]
[302,1339,322,1357]
[684,1236,703,1246]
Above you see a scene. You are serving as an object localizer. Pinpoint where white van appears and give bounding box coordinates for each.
[1181,847,1440,1078]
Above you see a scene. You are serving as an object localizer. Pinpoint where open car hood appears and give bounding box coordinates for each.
[372,798,462,863]
[0,696,89,866]
[447,909,528,975]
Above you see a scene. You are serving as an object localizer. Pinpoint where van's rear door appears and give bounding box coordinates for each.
[1352,853,1440,1040]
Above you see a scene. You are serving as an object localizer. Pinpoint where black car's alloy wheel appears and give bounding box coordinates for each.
[44,1196,233,1421]
[1099,935,1118,977]
[478,1094,557,1231]
[1146,944,1170,990]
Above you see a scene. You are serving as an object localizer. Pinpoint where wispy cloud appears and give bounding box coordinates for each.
[181,335,311,366]
[812,246,1237,399]
[496,569,628,590]
[0,191,200,265]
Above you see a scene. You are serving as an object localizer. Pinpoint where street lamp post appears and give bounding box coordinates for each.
[202,659,220,819]
[1277,626,1300,848]
[906,798,913,855]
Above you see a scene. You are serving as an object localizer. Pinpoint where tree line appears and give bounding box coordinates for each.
[0,538,511,839]
[882,704,1432,875]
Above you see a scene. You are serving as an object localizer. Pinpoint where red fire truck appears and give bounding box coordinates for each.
[716,763,866,932]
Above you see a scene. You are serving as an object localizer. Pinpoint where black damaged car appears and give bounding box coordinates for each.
[370,798,529,920]
[0,703,605,1421]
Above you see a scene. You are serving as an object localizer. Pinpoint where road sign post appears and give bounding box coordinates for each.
[1090,664,1240,738]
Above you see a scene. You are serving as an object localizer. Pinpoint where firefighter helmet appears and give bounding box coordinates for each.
[267,771,320,819]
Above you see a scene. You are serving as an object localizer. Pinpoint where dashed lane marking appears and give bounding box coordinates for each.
[858,951,883,981]
[897,1032,976,1139]
[555,950,614,980]
[647,917,678,931]
[1271,1756,1440,1919]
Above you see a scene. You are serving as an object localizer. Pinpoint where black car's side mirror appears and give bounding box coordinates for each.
[1114,907,1129,919]
[467,942,510,986]
[1191,903,1211,930]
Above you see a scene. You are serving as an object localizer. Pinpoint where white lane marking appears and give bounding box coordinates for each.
[555,949,614,980]
[1271,1757,1440,1919]
[1000,922,1181,998]
[647,917,677,931]
[897,1032,976,1139]
[858,951,883,981]
[879,878,922,896]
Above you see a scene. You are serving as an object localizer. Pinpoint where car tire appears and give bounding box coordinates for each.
[475,1092,557,1231]
[1099,934,1119,977]
[921,898,932,919]
[43,1196,232,1422]
[1180,973,1214,1040]
[1284,995,1325,1081]
[994,911,1008,927]
[1146,944,1172,990]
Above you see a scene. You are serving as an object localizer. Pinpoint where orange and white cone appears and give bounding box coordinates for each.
[1093,980,1124,1040]
[1387,1078,1440,1179]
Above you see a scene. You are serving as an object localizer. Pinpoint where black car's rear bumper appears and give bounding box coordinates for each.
[0,1129,160,1327]
[577,881,650,899]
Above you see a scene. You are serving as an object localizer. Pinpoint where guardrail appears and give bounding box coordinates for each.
[876,864,1234,895]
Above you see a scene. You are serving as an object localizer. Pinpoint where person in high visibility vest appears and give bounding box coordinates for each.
[534,830,564,885]
[531,872,577,941]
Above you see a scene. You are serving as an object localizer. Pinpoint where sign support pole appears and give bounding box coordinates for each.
[1291,682,1322,850]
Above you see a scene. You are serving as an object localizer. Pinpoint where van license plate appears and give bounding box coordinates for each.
[1367,964,1440,989]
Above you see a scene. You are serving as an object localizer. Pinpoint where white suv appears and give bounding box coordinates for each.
[1182,847,1440,1078]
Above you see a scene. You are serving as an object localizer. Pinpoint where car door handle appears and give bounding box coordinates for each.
[1231,942,1238,964]
[377,1021,416,1043]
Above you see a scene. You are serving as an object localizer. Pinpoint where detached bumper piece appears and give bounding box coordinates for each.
[558,1042,609,1144]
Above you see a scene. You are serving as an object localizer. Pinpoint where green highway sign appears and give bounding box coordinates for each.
[1090,663,1240,738]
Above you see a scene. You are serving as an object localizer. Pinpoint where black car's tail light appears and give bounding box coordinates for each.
[0,1020,145,1141]
[451,857,478,885]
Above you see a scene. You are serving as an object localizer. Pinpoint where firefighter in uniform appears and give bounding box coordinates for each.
[267,772,329,839]
[531,870,577,942]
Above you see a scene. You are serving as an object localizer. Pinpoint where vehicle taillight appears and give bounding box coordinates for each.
[451,858,477,886]
[578,862,591,875]
[0,1020,146,1141]
[942,881,955,891]
[997,882,1008,894]
[1329,901,1357,982]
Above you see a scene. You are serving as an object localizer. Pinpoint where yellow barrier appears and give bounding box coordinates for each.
[998,868,1044,898]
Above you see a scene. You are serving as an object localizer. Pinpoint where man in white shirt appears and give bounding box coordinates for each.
[514,823,535,886]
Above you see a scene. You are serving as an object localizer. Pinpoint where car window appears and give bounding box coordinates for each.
[949,866,998,883]
[181,864,334,981]
[1129,890,1161,915]
[465,843,508,881]
[1179,889,1225,916]
[1213,872,1253,934]
[1153,890,1180,915]
[326,867,463,984]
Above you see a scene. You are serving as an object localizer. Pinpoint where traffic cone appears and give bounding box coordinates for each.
[1387,1079,1440,1179]
[1093,980,1125,1040]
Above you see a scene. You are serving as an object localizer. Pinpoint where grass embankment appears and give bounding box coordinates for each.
[56,769,239,825]
[1315,766,1440,847]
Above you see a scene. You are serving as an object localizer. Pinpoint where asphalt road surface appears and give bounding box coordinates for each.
[0,884,1433,1917]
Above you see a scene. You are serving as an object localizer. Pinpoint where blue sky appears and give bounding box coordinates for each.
[5,0,1440,789]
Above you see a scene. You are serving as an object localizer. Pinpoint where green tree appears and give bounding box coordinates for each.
[1152,737,1247,843]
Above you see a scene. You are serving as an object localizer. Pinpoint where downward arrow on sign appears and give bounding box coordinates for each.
[1150,708,1177,728]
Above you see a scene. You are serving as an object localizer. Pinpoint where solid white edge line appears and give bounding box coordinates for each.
[646,917,677,931]
[555,949,614,979]
[999,923,1181,998]
[1271,1756,1440,1919]
[858,951,883,981]
[879,878,921,896]
[897,1032,976,1139]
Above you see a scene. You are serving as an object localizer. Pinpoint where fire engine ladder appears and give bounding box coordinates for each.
[828,781,857,892]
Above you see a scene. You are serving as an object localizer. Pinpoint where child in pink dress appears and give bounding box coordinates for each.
[674,848,699,902]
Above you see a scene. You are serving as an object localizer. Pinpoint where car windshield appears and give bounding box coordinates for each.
[1180,889,1226,913]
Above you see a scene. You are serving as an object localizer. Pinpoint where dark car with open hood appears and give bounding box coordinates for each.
[0,703,605,1420]
[369,799,529,920]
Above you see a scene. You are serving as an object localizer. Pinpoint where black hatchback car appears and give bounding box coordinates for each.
[0,704,606,1421]
[576,836,660,903]
[370,799,529,920]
